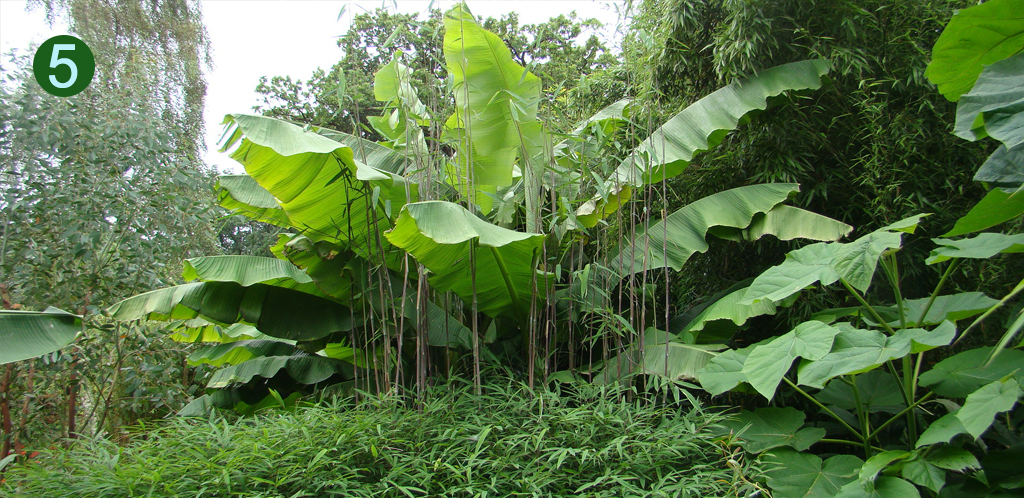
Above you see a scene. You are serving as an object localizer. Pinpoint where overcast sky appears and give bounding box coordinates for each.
[0,0,625,172]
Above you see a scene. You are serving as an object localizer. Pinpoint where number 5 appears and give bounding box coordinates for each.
[49,44,78,89]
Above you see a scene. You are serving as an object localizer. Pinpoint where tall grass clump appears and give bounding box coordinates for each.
[3,380,760,497]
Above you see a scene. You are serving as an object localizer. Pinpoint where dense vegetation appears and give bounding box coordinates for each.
[2,0,1024,497]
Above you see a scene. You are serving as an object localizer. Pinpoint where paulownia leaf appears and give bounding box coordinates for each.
[925,446,980,472]
[216,174,291,226]
[696,344,755,396]
[816,370,905,414]
[107,282,352,342]
[0,308,81,365]
[944,188,1024,237]
[797,326,911,389]
[763,448,862,498]
[917,413,969,448]
[891,321,957,354]
[743,321,842,400]
[872,293,998,328]
[956,377,1021,439]
[902,457,946,494]
[677,285,778,344]
[919,347,1024,397]
[928,233,1024,264]
[188,339,303,367]
[720,407,825,453]
[925,0,1024,101]
[835,476,920,498]
[577,60,831,226]
[385,200,548,318]
[974,144,1024,189]
[206,354,354,389]
[955,53,1024,149]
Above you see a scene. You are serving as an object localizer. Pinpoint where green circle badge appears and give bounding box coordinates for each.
[33,35,95,97]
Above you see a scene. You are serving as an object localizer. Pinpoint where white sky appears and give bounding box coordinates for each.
[0,0,626,173]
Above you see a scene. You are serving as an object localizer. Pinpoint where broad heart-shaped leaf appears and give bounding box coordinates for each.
[944,188,1024,237]
[182,255,325,297]
[763,448,862,498]
[220,114,415,261]
[696,344,755,396]
[928,233,1024,264]
[797,326,912,389]
[916,413,969,448]
[975,144,1024,189]
[925,446,980,472]
[188,339,303,367]
[107,282,352,342]
[720,407,825,453]
[919,347,1024,398]
[612,60,830,186]
[956,377,1021,439]
[872,293,998,328]
[891,321,957,354]
[577,60,830,227]
[0,309,81,365]
[205,354,354,389]
[743,228,907,305]
[743,321,843,400]
[443,3,541,197]
[902,457,946,494]
[216,174,291,226]
[677,285,778,344]
[385,201,548,318]
[955,53,1024,149]
[835,476,921,498]
[816,369,905,414]
[925,0,1024,102]
[609,184,840,276]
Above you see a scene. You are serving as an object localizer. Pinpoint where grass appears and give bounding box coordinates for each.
[2,379,761,497]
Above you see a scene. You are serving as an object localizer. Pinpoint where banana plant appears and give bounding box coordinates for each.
[106,2,851,413]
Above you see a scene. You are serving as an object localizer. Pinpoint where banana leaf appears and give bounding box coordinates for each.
[215,175,291,226]
[0,308,81,364]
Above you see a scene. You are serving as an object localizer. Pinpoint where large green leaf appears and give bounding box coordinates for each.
[443,3,542,208]
[743,321,842,400]
[872,292,998,327]
[943,187,1024,237]
[182,255,324,297]
[270,234,358,301]
[797,327,911,389]
[0,309,81,365]
[916,413,969,447]
[609,184,841,276]
[215,175,290,226]
[902,457,946,494]
[424,301,474,350]
[928,233,1024,264]
[385,201,547,318]
[918,347,1024,397]
[891,321,957,354]
[763,448,862,498]
[925,0,1024,101]
[720,407,825,453]
[955,53,1024,149]
[696,344,754,396]
[312,126,410,175]
[742,222,912,305]
[835,476,920,498]
[370,51,429,157]
[188,339,303,367]
[220,114,415,260]
[816,370,905,414]
[107,282,352,342]
[206,354,354,389]
[613,60,830,186]
[956,377,1021,439]
[595,334,722,383]
[712,205,853,243]
[576,60,830,226]
[974,144,1024,189]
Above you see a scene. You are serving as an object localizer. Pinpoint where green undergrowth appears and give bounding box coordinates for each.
[3,380,759,497]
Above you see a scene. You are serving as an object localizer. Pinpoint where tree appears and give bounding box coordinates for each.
[28,0,212,169]
[253,8,617,139]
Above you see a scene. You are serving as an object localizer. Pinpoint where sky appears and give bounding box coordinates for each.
[0,0,626,173]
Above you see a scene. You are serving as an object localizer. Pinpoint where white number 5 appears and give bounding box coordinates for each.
[48,44,78,89]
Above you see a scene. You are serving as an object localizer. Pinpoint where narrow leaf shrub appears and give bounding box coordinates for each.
[4,381,758,497]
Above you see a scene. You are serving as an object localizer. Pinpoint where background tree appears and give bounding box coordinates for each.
[253,8,616,138]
